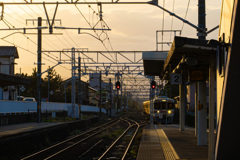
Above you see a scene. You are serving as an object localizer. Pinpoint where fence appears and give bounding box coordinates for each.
[0,101,106,114]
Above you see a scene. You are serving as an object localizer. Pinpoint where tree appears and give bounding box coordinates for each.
[21,68,38,98]
[21,67,63,102]
[41,66,63,102]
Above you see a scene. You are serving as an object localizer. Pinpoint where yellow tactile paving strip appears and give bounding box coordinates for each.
[156,129,180,160]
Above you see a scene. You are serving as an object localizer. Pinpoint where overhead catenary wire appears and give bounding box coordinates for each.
[162,0,165,51]
[74,2,116,63]
[181,0,191,34]
[4,6,59,53]
[74,1,118,79]
[27,3,81,59]
[73,4,114,81]
[5,7,67,56]
[170,0,175,42]
[3,0,151,93]
[1,6,71,72]
[0,17,59,62]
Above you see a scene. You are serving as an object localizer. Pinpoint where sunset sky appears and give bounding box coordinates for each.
[0,0,222,81]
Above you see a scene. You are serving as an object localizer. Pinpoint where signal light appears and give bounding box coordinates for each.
[116,81,120,90]
[151,81,156,89]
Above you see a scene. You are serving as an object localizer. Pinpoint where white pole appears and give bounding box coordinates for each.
[209,55,215,160]
[195,82,198,135]
[198,82,207,145]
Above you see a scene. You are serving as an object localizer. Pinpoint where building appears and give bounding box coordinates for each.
[88,86,99,106]
[89,73,110,91]
[0,46,30,100]
[62,78,89,104]
[89,73,113,109]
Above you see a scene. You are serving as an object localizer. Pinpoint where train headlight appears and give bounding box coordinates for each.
[168,110,172,114]
[157,110,160,113]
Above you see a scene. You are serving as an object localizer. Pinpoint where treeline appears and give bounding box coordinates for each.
[19,67,71,103]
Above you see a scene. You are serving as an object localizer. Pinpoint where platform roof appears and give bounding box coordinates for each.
[0,73,30,86]
[161,36,218,80]
[142,51,168,76]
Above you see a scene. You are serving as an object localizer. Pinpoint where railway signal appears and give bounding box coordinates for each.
[151,81,156,89]
[116,81,120,90]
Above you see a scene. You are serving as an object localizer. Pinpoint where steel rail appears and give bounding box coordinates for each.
[97,119,132,160]
[121,119,140,160]
[0,2,150,5]
[40,50,163,53]
[21,119,120,160]
[44,125,116,160]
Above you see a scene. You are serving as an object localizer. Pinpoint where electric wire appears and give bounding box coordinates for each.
[74,2,118,81]
[1,15,59,62]
[6,0,146,89]
[29,4,75,61]
[2,6,71,71]
[170,0,175,42]
[13,1,35,19]
[4,7,59,51]
[162,0,165,51]
[33,3,80,60]
[5,5,70,63]
[181,0,191,34]
[75,2,116,63]
[0,37,57,64]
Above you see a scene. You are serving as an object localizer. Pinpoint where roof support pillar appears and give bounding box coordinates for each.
[195,82,198,135]
[197,81,207,145]
[209,55,215,160]
[179,77,186,131]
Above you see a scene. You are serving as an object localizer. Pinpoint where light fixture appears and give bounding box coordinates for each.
[185,57,198,66]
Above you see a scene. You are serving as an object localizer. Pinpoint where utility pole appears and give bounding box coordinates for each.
[37,17,42,123]
[198,0,206,40]
[120,75,123,112]
[78,57,82,118]
[126,92,128,110]
[150,76,154,124]
[48,70,50,102]
[116,72,119,114]
[109,78,112,117]
[64,83,67,103]
[99,71,102,117]
[71,47,76,118]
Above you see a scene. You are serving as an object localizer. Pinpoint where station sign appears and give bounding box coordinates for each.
[190,70,205,81]
[171,73,182,84]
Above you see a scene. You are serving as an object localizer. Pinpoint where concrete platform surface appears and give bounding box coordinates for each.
[137,124,208,160]
[0,122,63,138]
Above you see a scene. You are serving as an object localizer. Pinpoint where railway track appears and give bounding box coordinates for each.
[21,113,147,160]
[97,118,141,160]
[21,118,122,160]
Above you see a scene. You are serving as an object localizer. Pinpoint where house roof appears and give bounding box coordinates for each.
[62,77,88,85]
[0,46,19,58]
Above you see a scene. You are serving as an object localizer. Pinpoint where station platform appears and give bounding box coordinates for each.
[0,122,63,138]
[137,124,208,160]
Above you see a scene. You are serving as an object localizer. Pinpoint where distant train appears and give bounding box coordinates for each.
[143,96,175,124]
